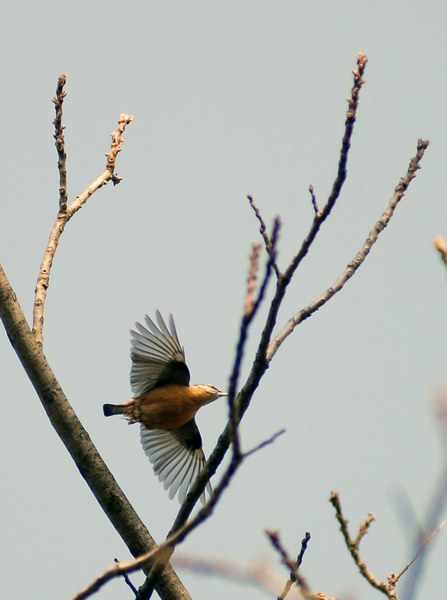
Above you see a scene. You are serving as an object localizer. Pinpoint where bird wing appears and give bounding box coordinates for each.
[130,310,190,395]
[140,419,212,504]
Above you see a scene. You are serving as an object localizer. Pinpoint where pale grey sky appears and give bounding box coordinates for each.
[1,2,447,599]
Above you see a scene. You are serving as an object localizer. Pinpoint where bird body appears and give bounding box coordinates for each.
[103,311,226,503]
[104,383,223,430]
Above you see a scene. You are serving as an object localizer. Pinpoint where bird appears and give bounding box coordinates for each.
[103,310,227,504]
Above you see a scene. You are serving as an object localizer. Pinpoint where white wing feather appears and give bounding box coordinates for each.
[130,311,186,396]
[140,424,212,504]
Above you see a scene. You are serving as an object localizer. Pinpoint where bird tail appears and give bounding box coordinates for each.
[103,403,125,417]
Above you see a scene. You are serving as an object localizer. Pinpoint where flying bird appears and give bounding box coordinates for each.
[103,311,227,503]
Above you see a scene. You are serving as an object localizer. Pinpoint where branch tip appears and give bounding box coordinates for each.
[247,195,281,279]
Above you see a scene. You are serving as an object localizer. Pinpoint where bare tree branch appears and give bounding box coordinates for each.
[394,517,446,587]
[268,138,430,361]
[114,558,138,596]
[308,185,320,217]
[247,194,281,279]
[33,77,134,346]
[281,52,368,288]
[398,393,447,599]
[243,428,285,459]
[434,236,447,268]
[265,529,312,599]
[53,74,68,212]
[330,491,399,599]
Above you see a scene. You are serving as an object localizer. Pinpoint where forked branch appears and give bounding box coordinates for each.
[33,74,134,345]
[268,138,429,361]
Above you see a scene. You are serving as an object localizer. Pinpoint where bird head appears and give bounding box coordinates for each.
[195,384,228,405]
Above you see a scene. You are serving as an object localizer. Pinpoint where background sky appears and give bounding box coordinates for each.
[1,2,447,599]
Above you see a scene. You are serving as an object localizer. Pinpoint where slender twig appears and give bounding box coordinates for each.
[353,512,376,547]
[394,517,446,584]
[243,429,285,459]
[265,529,312,599]
[401,463,447,599]
[33,101,134,346]
[435,390,447,455]
[434,236,447,267]
[297,532,311,568]
[114,558,138,596]
[244,243,262,318]
[231,243,262,460]
[53,74,68,212]
[247,195,281,279]
[267,138,430,361]
[330,491,398,599]
[281,53,368,287]
[308,185,319,217]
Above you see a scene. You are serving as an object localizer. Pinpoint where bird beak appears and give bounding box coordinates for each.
[219,391,228,397]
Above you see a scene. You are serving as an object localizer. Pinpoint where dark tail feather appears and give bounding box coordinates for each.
[103,403,124,417]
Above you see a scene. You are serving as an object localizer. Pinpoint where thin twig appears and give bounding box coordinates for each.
[53,74,68,212]
[394,517,447,584]
[282,53,368,287]
[33,106,134,346]
[401,463,447,599]
[247,195,281,279]
[244,243,262,317]
[114,558,138,596]
[242,429,285,459]
[265,529,312,599]
[308,185,319,217]
[434,236,447,267]
[267,138,430,361]
[330,491,398,599]
[353,512,376,547]
[297,532,311,568]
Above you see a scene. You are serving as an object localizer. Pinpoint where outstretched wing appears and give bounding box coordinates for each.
[140,420,212,504]
[130,310,190,396]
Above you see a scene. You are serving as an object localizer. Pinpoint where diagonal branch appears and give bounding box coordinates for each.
[33,83,134,346]
[434,236,447,268]
[330,491,398,599]
[267,138,430,361]
[282,52,368,286]
[265,529,312,599]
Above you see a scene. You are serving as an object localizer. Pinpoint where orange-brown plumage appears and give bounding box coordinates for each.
[103,311,226,503]
[121,383,221,430]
